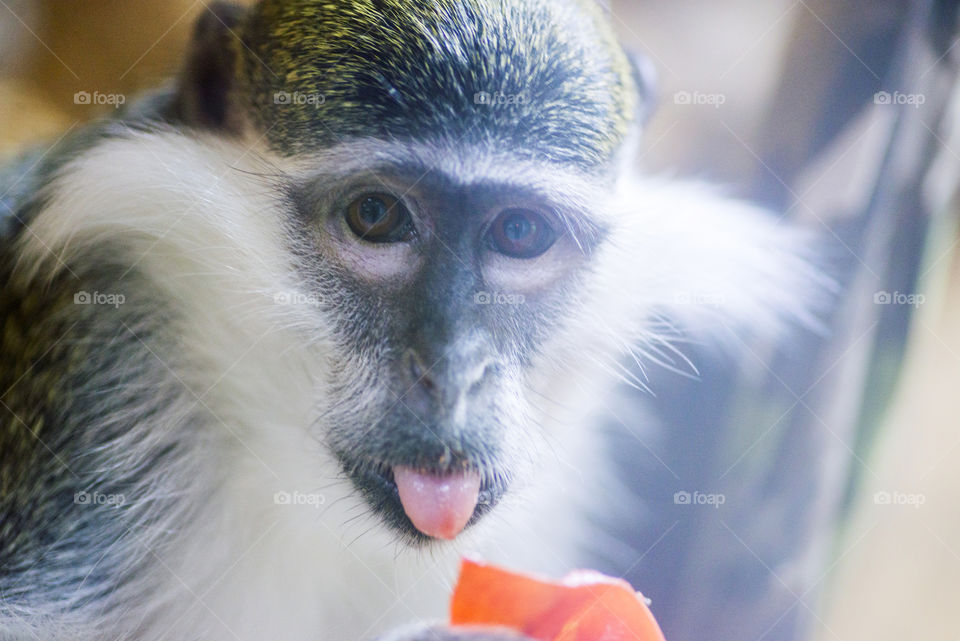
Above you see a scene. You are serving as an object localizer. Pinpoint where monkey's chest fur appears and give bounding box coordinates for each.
[0,265,405,639]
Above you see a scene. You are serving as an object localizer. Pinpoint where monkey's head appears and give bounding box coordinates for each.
[150,0,796,546]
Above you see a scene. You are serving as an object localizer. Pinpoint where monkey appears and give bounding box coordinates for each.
[0,1,826,640]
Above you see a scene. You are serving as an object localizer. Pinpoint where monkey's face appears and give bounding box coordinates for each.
[174,0,645,544]
[287,141,610,543]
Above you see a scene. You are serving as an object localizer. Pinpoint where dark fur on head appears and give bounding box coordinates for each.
[179,0,645,169]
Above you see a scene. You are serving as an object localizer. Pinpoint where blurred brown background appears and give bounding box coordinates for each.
[1,1,957,639]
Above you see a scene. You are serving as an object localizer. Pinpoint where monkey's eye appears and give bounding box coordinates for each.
[345,193,414,243]
[488,209,557,259]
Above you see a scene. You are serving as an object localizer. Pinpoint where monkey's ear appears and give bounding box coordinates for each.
[175,2,247,131]
[627,50,659,125]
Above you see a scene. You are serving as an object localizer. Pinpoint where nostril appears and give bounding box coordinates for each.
[467,360,497,395]
[406,349,437,394]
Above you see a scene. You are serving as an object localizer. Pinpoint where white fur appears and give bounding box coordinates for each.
[9,128,824,641]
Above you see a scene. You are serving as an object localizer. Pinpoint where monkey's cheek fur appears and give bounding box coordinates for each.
[393,466,482,540]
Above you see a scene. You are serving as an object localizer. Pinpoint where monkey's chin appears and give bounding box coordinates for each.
[339,456,507,544]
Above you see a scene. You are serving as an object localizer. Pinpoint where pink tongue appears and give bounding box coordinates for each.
[393,466,481,540]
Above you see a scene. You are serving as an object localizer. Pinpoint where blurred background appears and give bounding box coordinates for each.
[1,1,957,639]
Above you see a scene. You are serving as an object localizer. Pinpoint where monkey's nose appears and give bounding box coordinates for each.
[402,348,494,416]
[406,349,438,397]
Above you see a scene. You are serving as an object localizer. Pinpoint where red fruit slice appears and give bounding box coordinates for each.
[450,559,667,641]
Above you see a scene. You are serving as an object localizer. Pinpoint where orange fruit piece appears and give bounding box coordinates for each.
[450,558,667,641]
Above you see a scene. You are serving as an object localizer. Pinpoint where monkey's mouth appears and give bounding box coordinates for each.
[342,458,506,543]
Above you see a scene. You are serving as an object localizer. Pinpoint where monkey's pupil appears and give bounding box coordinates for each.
[359,197,389,224]
[503,214,533,242]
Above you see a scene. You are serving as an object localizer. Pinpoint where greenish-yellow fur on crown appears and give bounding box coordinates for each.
[230,0,637,169]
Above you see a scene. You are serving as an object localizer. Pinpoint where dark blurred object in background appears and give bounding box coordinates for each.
[604,1,960,640]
